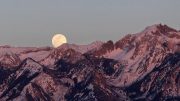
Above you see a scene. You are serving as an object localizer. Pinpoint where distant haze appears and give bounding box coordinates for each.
[0,0,179,47]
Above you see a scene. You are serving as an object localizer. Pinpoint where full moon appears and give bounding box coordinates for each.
[52,34,67,48]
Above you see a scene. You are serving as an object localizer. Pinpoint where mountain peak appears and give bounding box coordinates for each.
[141,24,178,36]
[0,51,21,68]
[19,57,43,73]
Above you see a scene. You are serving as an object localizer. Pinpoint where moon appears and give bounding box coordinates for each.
[52,34,67,48]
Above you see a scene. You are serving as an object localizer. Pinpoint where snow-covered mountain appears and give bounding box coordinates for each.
[93,24,180,87]
[0,41,103,67]
[0,24,179,101]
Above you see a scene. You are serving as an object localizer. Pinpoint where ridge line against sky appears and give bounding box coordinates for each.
[0,0,179,47]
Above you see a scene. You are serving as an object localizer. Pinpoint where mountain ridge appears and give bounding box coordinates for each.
[0,24,179,101]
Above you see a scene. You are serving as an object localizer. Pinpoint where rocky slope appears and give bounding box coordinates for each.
[0,24,179,101]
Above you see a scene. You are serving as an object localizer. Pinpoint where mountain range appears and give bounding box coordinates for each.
[0,24,179,101]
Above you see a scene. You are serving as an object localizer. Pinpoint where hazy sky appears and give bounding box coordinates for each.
[0,0,179,47]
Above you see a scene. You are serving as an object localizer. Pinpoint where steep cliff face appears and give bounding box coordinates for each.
[0,24,179,101]
[126,52,180,101]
